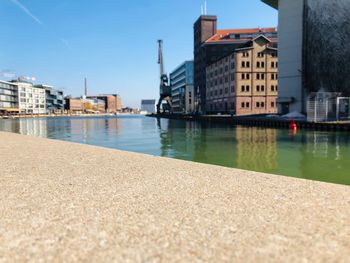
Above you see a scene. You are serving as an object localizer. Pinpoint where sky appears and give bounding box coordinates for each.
[0,0,277,108]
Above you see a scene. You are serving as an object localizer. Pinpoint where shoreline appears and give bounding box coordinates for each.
[1,131,350,261]
[0,113,145,119]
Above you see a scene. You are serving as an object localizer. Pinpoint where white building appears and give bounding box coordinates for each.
[141,99,156,114]
[17,82,46,114]
[262,0,304,114]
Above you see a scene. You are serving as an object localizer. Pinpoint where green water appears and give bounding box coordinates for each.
[1,115,350,185]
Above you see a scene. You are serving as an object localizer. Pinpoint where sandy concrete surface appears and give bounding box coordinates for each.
[0,131,350,262]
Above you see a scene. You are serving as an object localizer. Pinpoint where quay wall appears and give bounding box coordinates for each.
[148,114,350,132]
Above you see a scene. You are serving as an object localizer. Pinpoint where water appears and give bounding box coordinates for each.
[1,115,350,185]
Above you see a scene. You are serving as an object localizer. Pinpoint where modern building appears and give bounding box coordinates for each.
[0,80,19,114]
[16,81,46,114]
[194,15,277,113]
[141,99,156,114]
[206,34,278,115]
[87,94,122,113]
[35,85,64,114]
[170,61,194,114]
[262,0,350,114]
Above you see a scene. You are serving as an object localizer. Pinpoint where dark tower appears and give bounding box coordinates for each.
[193,15,217,113]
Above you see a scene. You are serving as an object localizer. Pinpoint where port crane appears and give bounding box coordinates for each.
[156,40,172,114]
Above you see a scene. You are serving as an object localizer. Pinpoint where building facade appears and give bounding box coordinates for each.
[35,85,64,114]
[17,81,46,114]
[141,100,156,114]
[65,98,83,113]
[206,35,278,115]
[170,61,194,114]
[194,15,277,113]
[0,80,19,114]
[262,0,350,114]
[87,94,122,113]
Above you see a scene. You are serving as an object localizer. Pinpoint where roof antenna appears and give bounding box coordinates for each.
[201,4,203,15]
[204,0,207,15]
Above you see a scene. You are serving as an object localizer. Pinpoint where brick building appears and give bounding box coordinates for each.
[206,34,278,115]
[87,94,122,113]
[194,15,277,114]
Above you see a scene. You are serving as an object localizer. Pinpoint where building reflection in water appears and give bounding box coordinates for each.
[235,126,278,173]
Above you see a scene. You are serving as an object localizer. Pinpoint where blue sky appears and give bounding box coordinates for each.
[0,0,277,107]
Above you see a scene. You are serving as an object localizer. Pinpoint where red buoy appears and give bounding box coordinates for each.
[290,118,297,130]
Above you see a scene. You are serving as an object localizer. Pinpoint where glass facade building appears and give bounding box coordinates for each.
[170,61,194,114]
[0,80,19,113]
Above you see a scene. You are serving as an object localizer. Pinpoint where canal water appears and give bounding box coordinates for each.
[1,115,350,185]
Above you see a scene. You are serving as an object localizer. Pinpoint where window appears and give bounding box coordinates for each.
[257,62,260,68]
[271,102,275,107]
[256,102,260,108]
[246,102,250,108]
[246,85,250,92]
[231,63,235,69]
[241,102,245,108]
[272,74,275,80]
[220,68,223,74]
[231,73,235,81]
[261,62,265,68]
[220,89,223,95]
[257,73,260,80]
[246,74,250,80]
[231,86,234,92]
[261,102,265,107]
[225,87,228,94]
[246,61,250,67]
[242,73,245,80]
[262,74,265,80]
[261,85,265,92]
[225,76,229,83]
[242,61,245,68]
[241,85,245,92]
[271,85,275,92]
[257,85,260,92]
[271,62,275,68]
[225,65,229,72]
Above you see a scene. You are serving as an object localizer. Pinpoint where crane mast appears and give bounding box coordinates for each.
[156,40,171,114]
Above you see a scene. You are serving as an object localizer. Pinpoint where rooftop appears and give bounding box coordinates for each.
[205,28,277,44]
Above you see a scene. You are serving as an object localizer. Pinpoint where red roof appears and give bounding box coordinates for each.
[205,28,277,44]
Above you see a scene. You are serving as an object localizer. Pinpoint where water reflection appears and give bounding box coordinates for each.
[0,116,350,185]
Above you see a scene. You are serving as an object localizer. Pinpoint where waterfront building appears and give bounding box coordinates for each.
[262,0,350,114]
[170,61,194,114]
[84,98,106,113]
[205,34,278,115]
[0,80,19,114]
[16,81,46,114]
[194,15,277,113]
[87,94,122,113]
[35,85,64,114]
[64,98,83,113]
[141,100,156,114]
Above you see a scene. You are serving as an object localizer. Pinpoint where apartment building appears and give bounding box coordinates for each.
[170,61,194,114]
[0,80,19,114]
[206,34,278,115]
[35,84,64,114]
[16,81,46,114]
